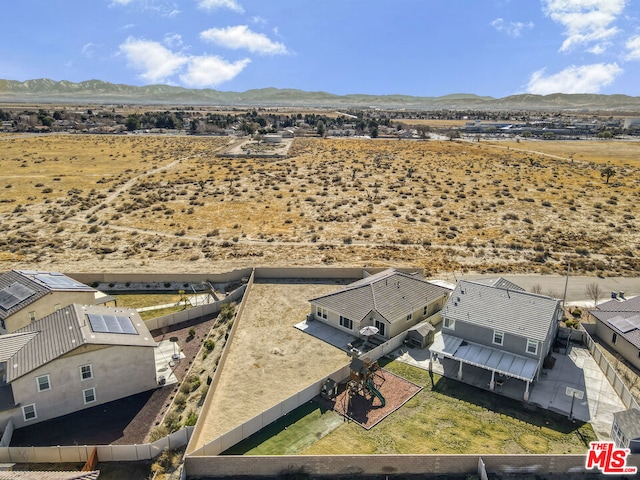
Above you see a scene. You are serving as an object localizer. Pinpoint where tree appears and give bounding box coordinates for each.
[585,282,603,308]
[125,115,140,131]
[601,166,615,184]
[316,121,325,137]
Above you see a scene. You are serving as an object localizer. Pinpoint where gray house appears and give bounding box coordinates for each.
[611,408,640,453]
[432,278,562,400]
[0,303,158,430]
[309,269,451,340]
[589,295,640,371]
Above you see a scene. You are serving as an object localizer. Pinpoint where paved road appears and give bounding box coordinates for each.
[434,273,640,304]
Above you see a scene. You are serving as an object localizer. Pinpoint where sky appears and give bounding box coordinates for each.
[1,0,640,98]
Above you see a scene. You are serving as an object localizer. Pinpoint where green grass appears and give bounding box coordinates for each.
[138,305,187,321]
[222,401,344,455]
[301,360,597,455]
[225,360,597,456]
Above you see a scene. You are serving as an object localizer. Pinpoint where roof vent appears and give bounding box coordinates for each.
[611,292,617,299]
[619,291,625,299]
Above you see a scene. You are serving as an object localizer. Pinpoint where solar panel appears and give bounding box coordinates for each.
[35,273,83,289]
[628,315,640,329]
[609,316,636,333]
[87,313,137,335]
[0,282,36,310]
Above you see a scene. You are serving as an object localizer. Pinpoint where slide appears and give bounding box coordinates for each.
[366,379,386,408]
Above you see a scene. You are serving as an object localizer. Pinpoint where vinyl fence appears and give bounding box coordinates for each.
[0,426,193,464]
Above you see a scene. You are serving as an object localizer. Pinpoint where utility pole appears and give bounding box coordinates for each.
[562,257,571,308]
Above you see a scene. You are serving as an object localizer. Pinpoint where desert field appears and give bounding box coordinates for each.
[0,134,639,275]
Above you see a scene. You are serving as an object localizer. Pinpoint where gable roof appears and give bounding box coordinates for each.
[590,296,640,349]
[469,277,526,292]
[309,269,450,324]
[0,270,94,321]
[613,408,640,439]
[1,304,156,382]
[442,280,560,342]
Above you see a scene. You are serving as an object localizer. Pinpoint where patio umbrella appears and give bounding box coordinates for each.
[359,326,379,337]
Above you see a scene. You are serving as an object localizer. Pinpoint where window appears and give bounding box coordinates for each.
[423,306,428,316]
[493,331,504,346]
[316,306,327,320]
[406,313,412,322]
[443,317,455,330]
[612,332,618,344]
[22,404,37,421]
[36,374,51,392]
[374,320,386,337]
[526,339,538,355]
[80,364,93,381]
[339,316,352,330]
[83,387,96,404]
[29,311,36,322]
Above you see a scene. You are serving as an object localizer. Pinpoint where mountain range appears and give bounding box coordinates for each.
[2,78,640,111]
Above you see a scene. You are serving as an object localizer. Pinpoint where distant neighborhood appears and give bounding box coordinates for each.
[1,106,640,140]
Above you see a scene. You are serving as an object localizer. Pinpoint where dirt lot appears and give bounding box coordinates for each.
[1,134,638,276]
[189,279,350,452]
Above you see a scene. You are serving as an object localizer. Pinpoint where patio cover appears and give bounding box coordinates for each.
[430,334,538,382]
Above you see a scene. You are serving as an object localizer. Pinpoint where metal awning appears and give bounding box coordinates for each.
[431,334,538,382]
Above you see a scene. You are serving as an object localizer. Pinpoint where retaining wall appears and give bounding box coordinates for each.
[67,269,253,286]
[0,426,193,464]
[253,266,423,281]
[580,324,640,411]
[186,269,256,455]
[184,453,640,478]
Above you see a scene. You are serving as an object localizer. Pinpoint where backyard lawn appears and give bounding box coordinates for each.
[227,359,597,455]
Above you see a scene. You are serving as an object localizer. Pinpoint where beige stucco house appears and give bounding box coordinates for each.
[589,295,640,371]
[0,303,158,430]
[308,269,451,339]
[0,270,96,334]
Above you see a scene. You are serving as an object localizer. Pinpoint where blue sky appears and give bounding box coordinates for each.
[2,0,640,97]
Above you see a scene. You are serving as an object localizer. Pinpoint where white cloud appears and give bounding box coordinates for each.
[626,35,640,60]
[110,0,134,5]
[180,56,250,87]
[543,0,626,53]
[81,42,99,58]
[119,37,188,83]
[490,18,534,37]
[197,0,243,13]
[200,25,288,55]
[119,37,249,87]
[164,33,183,48]
[526,63,622,94]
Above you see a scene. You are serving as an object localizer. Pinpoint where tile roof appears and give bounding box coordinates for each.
[442,280,560,342]
[1,304,156,382]
[470,277,525,292]
[597,295,640,312]
[589,308,640,349]
[309,269,450,323]
[613,408,640,439]
[0,270,94,321]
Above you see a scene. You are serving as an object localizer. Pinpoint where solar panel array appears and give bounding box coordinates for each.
[34,273,87,290]
[87,313,137,335]
[609,314,640,333]
[0,282,36,311]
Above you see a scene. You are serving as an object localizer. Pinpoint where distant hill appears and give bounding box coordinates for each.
[2,78,640,110]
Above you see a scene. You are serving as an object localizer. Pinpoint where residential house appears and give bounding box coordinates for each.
[0,303,158,430]
[589,295,640,371]
[0,270,96,334]
[432,278,562,400]
[611,408,640,453]
[308,269,451,340]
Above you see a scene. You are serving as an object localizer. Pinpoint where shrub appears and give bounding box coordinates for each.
[204,339,215,352]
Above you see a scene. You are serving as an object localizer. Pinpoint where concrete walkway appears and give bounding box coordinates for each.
[393,334,627,440]
[153,339,185,386]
